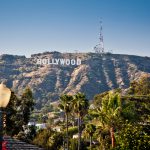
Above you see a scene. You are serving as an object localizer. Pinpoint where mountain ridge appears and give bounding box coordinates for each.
[0,51,150,108]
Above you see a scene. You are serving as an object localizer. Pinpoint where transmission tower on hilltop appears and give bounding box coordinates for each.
[94,20,104,54]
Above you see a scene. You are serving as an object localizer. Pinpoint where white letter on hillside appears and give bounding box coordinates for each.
[55,59,59,65]
[42,59,48,65]
[76,59,81,65]
[66,59,70,65]
[60,59,65,65]
[71,59,76,65]
[36,59,42,65]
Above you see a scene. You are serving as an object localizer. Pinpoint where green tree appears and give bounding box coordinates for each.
[92,92,122,149]
[59,94,73,150]
[93,91,109,107]
[16,125,37,143]
[33,129,63,150]
[5,91,23,136]
[85,123,96,150]
[128,75,150,95]
[33,129,52,149]
[72,93,89,150]
[115,123,150,150]
[5,88,34,136]
[48,132,63,150]
[21,87,34,125]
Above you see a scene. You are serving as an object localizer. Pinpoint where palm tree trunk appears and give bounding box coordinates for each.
[110,127,115,148]
[66,113,69,150]
[78,114,81,150]
[90,136,92,150]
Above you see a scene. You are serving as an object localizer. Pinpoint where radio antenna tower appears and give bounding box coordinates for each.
[94,20,104,54]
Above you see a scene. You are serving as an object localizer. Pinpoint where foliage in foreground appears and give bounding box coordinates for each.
[5,87,34,136]
[33,129,63,150]
[114,123,150,150]
[32,76,150,150]
[5,75,150,150]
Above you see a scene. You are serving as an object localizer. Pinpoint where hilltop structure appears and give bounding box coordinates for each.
[94,20,105,54]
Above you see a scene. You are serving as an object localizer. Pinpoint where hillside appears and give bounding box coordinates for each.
[0,51,150,108]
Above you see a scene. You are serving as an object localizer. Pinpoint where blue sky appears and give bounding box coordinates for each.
[0,0,150,57]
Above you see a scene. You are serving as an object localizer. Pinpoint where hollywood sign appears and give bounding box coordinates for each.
[36,58,82,65]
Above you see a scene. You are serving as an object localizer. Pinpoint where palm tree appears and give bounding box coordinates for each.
[59,94,73,150]
[92,92,121,148]
[72,93,89,150]
[85,123,96,150]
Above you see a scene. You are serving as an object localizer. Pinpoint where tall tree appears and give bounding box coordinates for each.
[5,91,22,136]
[21,87,34,125]
[59,94,73,150]
[128,75,150,95]
[127,75,150,123]
[5,88,34,136]
[85,123,96,150]
[72,93,89,150]
[92,92,122,148]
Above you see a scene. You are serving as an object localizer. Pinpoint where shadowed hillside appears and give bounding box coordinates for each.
[0,51,150,108]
